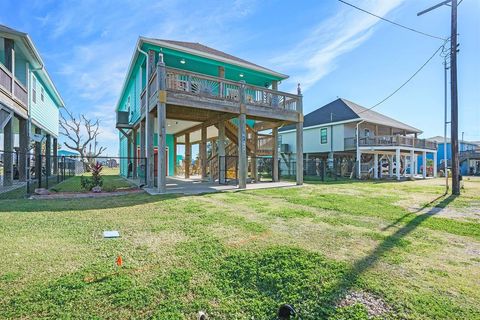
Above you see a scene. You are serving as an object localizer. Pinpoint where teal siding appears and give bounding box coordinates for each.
[30,73,59,137]
[167,134,174,176]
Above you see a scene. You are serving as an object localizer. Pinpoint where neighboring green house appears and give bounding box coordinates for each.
[116,37,304,192]
[0,25,64,186]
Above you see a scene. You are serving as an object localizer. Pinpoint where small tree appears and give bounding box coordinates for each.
[59,108,107,163]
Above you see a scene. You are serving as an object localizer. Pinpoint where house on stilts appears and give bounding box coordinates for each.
[278,98,438,180]
[116,38,304,192]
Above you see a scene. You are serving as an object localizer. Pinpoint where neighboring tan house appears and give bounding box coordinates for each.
[422,136,480,176]
[279,98,437,180]
[0,25,64,187]
[116,37,304,192]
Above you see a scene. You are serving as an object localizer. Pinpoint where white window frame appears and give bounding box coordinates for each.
[32,77,37,103]
[320,127,328,144]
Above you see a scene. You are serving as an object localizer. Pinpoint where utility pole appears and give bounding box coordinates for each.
[418,0,460,195]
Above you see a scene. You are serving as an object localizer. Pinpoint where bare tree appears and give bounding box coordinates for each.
[59,108,106,161]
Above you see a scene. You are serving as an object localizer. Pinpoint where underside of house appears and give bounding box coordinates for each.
[116,38,304,193]
[279,98,438,180]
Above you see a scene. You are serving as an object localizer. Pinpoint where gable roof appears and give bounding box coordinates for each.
[140,37,288,79]
[279,98,422,134]
[0,24,64,108]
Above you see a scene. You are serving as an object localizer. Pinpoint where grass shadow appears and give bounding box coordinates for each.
[322,194,458,309]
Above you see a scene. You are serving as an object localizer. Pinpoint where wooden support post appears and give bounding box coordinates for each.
[218,120,226,184]
[139,120,146,179]
[414,153,418,175]
[422,151,427,179]
[127,132,132,178]
[173,136,177,176]
[146,111,154,187]
[18,117,28,181]
[200,126,207,180]
[357,149,362,179]
[185,133,191,179]
[250,131,258,181]
[374,153,379,179]
[132,128,138,178]
[34,127,41,185]
[396,148,401,181]
[272,127,279,182]
[410,149,415,178]
[296,86,304,185]
[45,134,51,176]
[238,81,248,189]
[53,138,58,175]
[433,152,437,178]
[3,117,13,186]
[157,53,167,193]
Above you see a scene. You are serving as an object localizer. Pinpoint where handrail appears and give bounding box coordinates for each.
[347,135,437,150]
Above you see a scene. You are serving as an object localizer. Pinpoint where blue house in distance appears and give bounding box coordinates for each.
[418,136,480,176]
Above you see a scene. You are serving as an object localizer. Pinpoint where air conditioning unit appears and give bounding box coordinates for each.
[116,111,131,128]
[280,144,290,153]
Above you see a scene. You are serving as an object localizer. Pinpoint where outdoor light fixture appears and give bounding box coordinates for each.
[239,73,244,78]
[180,58,186,64]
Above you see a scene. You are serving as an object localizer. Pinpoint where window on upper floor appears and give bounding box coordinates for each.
[41,87,44,102]
[320,128,328,144]
[32,77,37,103]
[364,128,371,137]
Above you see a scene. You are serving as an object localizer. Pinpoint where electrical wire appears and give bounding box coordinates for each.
[337,0,447,41]
[357,39,450,115]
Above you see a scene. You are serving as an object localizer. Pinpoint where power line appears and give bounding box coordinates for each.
[337,0,447,41]
[357,39,449,115]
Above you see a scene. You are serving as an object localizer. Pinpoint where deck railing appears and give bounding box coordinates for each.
[257,134,274,154]
[141,67,300,113]
[0,63,28,111]
[344,135,437,150]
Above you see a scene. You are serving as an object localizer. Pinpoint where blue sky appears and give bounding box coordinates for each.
[1,0,479,156]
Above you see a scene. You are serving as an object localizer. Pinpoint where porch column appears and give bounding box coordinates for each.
[433,152,437,178]
[238,81,247,189]
[272,127,279,182]
[132,127,138,178]
[34,127,42,187]
[200,126,207,180]
[173,136,177,176]
[296,87,304,185]
[414,154,418,175]
[357,150,362,179]
[18,117,28,181]
[156,53,167,193]
[218,120,226,184]
[3,117,13,186]
[238,114,247,189]
[388,155,394,178]
[45,134,51,177]
[127,132,132,178]
[422,151,427,179]
[53,138,58,175]
[139,120,146,178]
[410,149,415,178]
[395,148,401,181]
[250,131,258,181]
[185,133,191,179]
[146,111,154,187]
[373,153,379,179]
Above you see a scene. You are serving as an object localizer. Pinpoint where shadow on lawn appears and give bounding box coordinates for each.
[323,194,457,308]
[0,192,203,213]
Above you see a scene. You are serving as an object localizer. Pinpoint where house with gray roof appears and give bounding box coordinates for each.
[279,98,438,180]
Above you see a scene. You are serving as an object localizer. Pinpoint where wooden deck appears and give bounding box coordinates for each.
[0,63,28,115]
[344,135,437,150]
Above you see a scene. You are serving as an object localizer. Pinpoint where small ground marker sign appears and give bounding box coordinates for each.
[103,230,120,238]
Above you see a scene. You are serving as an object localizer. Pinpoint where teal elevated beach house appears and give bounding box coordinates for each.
[116,38,304,192]
[0,25,64,187]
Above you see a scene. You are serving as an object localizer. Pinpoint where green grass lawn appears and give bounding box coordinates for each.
[51,168,135,193]
[0,178,479,319]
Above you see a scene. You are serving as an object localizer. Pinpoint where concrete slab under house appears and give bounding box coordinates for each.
[0,25,64,193]
[115,38,304,193]
[279,98,438,180]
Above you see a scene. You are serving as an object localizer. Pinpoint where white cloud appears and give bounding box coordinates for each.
[271,0,405,91]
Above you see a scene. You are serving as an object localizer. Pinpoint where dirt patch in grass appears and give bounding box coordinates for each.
[337,291,393,318]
